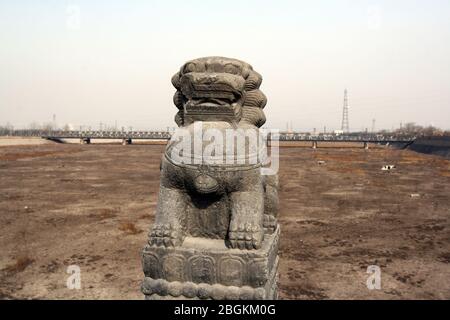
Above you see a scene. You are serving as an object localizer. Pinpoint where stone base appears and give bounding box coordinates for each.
[141,225,279,300]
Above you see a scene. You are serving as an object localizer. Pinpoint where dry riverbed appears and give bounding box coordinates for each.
[0,143,449,299]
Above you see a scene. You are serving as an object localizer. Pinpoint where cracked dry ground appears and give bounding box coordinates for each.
[0,143,449,299]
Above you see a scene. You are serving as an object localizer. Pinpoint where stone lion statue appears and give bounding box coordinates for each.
[148,56,278,250]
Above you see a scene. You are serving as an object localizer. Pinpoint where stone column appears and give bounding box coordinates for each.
[80,137,91,144]
[122,138,132,145]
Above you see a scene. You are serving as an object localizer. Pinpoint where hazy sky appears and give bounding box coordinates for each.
[1,0,449,131]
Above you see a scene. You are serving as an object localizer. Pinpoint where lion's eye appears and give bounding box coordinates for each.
[184,63,196,73]
[224,64,239,75]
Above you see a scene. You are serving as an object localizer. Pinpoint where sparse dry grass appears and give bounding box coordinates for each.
[312,152,366,163]
[0,148,81,161]
[0,151,57,161]
[440,170,450,177]
[327,166,367,176]
[1,143,449,299]
[138,213,152,219]
[2,256,34,274]
[87,208,118,221]
[276,141,380,149]
[98,208,117,220]
[398,153,430,164]
[118,221,142,235]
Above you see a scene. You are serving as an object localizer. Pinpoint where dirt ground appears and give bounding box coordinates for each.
[0,137,54,146]
[0,142,449,299]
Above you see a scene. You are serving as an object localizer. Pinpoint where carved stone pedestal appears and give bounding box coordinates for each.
[141,226,279,300]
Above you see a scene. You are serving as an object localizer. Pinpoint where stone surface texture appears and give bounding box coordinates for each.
[142,57,279,299]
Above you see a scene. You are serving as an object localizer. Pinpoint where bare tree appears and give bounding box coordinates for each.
[28,122,42,130]
[41,122,55,132]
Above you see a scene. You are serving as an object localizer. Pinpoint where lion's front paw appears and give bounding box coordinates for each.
[263,214,277,234]
[228,223,264,250]
[148,223,184,247]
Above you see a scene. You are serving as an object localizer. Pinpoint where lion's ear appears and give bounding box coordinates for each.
[171,72,181,89]
[242,67,250,79]
[174,111,184,127]
[241,106,266,128]
[244,89,267,109]
[245,70,262,91]
[173,91,184,109]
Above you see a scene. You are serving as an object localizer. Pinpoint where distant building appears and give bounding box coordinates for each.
[63,123,75,131]
[334,130,344,136]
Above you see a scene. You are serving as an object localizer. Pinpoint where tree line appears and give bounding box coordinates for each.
[1,122,449,137]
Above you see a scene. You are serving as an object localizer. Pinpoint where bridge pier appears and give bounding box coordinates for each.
[122,138,132,145]
[363,142,369,149]
[80,137,91,144]
[312,141,318,149]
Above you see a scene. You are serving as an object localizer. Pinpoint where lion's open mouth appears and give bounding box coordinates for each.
[188,86,242,107]
[180,72,245,109]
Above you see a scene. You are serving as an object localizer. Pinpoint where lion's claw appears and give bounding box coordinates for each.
[263,214,277,234]
[228,223,263,250]
[148,223,184,247]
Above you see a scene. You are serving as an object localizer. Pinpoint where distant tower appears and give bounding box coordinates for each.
[287,122,293,134]
[341,89,350,133]
[371,119,376,133]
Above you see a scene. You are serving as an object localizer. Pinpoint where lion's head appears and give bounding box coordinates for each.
[171,57,267,128]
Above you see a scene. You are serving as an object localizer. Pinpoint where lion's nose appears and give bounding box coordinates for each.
[192,73,219,84]
[200,76,217,84]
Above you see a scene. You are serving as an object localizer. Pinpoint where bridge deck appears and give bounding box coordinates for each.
[38,131,415,143]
